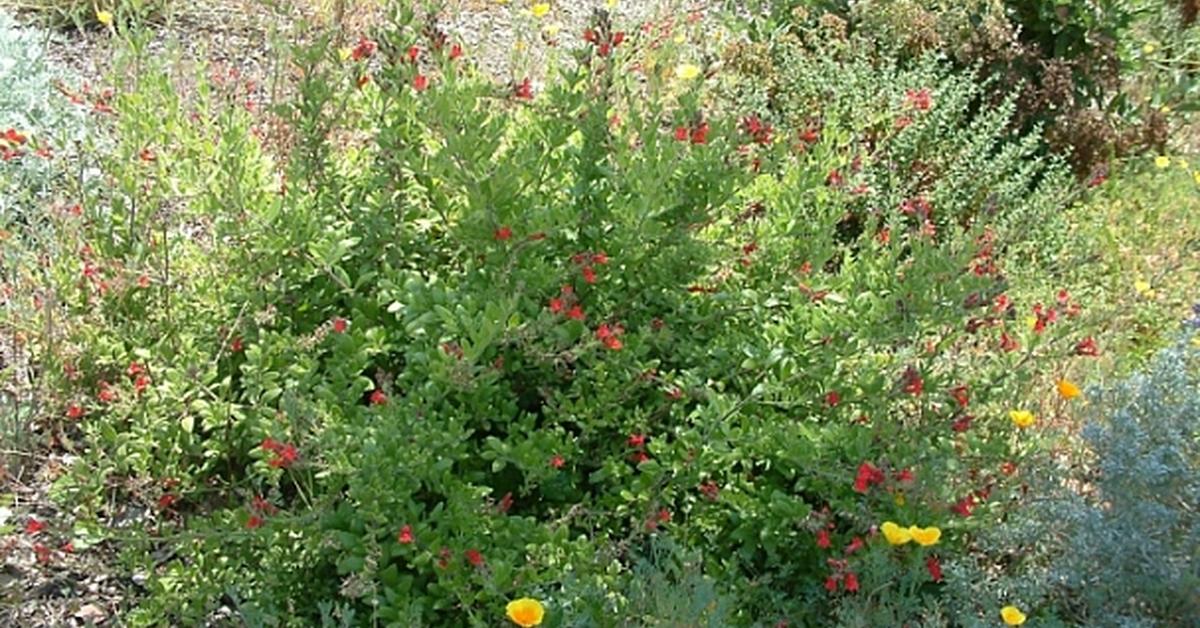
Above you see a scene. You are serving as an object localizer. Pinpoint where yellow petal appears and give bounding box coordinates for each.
[1192,171,1200,185]
[531,3,550,18]
[1000,605,1027,626]
[1142,43,1156,54]
[1009,409,1035,429]
[1155,155,1171,169]
[880,521,912,545]
[338,47,353,61]
[96,9,113,26]
[506,598,546,627]
[606,0,619,8]
[1134,279,1152,295]
[1057,379,1081,400]
[674,63,701,80]
[909,525,941,546]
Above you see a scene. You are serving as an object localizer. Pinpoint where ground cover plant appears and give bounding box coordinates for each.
[1,1,1197,626]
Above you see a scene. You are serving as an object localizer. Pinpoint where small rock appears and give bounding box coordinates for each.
[74,602,107,624]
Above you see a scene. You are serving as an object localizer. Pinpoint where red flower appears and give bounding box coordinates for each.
[844,572,860,593]
[999,331,1019,352]
[370,389,388,406]
[656,508,672,524]
[1075,336,1099,357]
[582,28,597,43]
[825,390,840,407]
[246,515,264,529]
[699,481,719,501]
[895,468,915,483]
[139,147,156,162]
[674,126,688,141]
[566,305,585,321]
[596,323,623,350]
[853,462,885,493]
[900,366,924,396]
[66,403,84,420]
[630,451,650,464]
[593,251,609,265]
[627,433,646,448]
[816,529,831,549]
[549,454,565,469]
[926,556,943,582]
[951,495,974,518]
[332,317,349,333]
[351,37,376,61]
[33,543,51,564]
[449,43,463,60]
[951,415,974,432]
[97,382,116,404]
[582,266,597,284]
[406,45,421,63]
[549,297,564,314]
[61,541,74,554]
[127,362,144,377]
[1000,461,1018,476]
[514,78,533,100]
[826,169,843,187]
[137,274,151,288]
[25,518,45,535]
[690,122,709,145]
[412,74,429,92]
[268,443,299,468]
[134,374,150,394]
[612,31,626,46]
[398,524,414,544]
[497,492,514,514]
[824,575,840,593]
[905,88,932,111]
[251,494,277,515]
[157,494,178,510]
[844,536,864,555]
[741,115,773,145]
[465,548,485,567]
[3,128,27,145]
[437,547,452,569]
[949,385,969,407]
[494,225,512,241]
[230,336,244,352]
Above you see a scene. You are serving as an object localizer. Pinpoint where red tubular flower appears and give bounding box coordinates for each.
[952,415,974,432]
[497,492,513,514]
[406,45,420,63]
[370,389,388,406]
[494,225,512,241]
[1075,336,1099,357]
[816,529,831,549]
[627,433,646,448]
[630,451,649,464]
[268,443,299,468]
[230,336,244,352]
[134,374,150,394]
[246,515,264,529]
[332,317,349,333]
[656,508,671,523]
[674,126,689,141]
[398,524,414,544]
[690,122,709,145]
[844,536,864,555]
[926,556,943,582]
[950,385,969,407]
[825,391,840,407]
[412,74,429,92]
[582,266,597,284]
[548,297,564,314]
[1000,461,1018,476]
[853,462,886,493]
[465,548,484,567]
[251,495,277,515]
[3,128,27,144]
[66,404,84,420]
[905,88,932,111]
[157,494,178,509]
[999,331,1019,352]
[824,575,840,593]
[514,78,533,100]
[550,454,565,469]
[351,37,376,61]
[33,543,51,564]
[844,572,859,593]
[97,382,116,404]
[127,362,143,377]
[951,495,974,518]
[895,468,915,483]
[566,305,585,321]
[25,518,45,535]
[900,366,924,396]
[699,481,719,501]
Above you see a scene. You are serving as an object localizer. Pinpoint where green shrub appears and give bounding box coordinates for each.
[23,4,1118,626]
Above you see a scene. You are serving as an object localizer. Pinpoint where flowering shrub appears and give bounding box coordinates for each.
[9,3,1137,626]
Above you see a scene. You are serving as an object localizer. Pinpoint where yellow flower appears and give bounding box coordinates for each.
[675,63,701,80]
[1057,379,1081,400]
[1143,43,1156,54]
[606,0,619,8]
[96,9,113,26]
[1155,155,1171,169]
[880,521,912,545]
[1000,605,1027,626]
[1009,409,1035,429]
[674,33,686,44]
[1193,171,1200,185]
[531,3,551,18]
[338,47,353,61]
[909,525,941,546]
[506,598,545,627]
[1134,279,1154,297]
[1025,315,1038,330]
[1161,105,1172,114]
[543,23,561,37]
